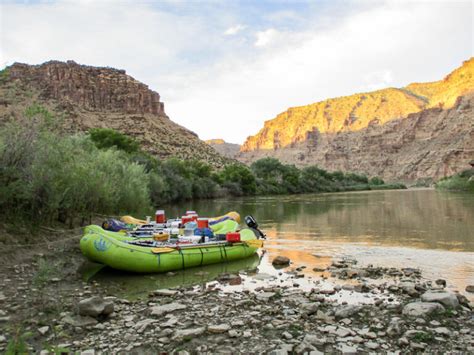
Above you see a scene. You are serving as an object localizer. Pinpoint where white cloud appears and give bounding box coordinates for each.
[0,1,472,144]
[224,24,246,36]
[362,70,394,91]
[254,28,279,47]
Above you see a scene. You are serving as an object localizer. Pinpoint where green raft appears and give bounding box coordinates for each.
[80,226,263,273]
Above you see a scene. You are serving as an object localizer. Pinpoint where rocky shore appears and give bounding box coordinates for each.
[0,245,473,354]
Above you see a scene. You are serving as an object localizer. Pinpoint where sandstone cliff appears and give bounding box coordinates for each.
[205,139,241,159]
[0,60,229,166]
[240,58,474,181]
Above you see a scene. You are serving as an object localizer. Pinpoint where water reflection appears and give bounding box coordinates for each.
[167,189,474,251]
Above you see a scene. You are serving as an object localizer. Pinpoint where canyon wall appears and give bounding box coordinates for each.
[0,61,229,166]
[239,58,474,181]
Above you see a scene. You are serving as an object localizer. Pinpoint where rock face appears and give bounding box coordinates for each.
[0,60,229,166]
[205,139,241,159]
[239,58,474,181]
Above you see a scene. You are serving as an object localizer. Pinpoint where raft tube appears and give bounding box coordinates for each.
[80,228,262,273]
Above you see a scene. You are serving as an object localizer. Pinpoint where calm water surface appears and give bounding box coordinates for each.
[91,189,474,299]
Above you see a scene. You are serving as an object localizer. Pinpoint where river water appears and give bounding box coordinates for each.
[90,188,474,300]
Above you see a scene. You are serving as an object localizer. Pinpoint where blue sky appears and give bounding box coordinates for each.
[1,0,472,143]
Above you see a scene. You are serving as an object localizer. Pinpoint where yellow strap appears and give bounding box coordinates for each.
[151,247,176,254]
[243,239,264,248]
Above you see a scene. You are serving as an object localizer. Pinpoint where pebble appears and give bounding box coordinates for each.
[208,324,231,334]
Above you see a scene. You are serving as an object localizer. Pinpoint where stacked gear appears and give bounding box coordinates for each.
[80,211,265,273]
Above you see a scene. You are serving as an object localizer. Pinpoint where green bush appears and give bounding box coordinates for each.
[89,128,140,153]
[369,176,385,185]
[436,174,474,192]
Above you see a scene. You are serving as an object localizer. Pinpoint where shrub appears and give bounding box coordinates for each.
[369,176,385,185]
[89,128,140,153]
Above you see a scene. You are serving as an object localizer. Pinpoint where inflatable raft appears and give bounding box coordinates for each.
[80,227,263,273]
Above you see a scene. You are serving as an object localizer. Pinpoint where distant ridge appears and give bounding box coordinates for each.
[205,139,241,159]
[239,58,474,181]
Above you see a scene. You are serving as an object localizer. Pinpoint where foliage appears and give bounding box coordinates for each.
[89,128,140,153]
[369,176,385,185]
[0,67,9,83]
[0,108,151,226]
[6,328,32,355]
[435,170,474,192]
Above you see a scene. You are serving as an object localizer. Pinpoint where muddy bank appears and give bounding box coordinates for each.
[0,237,473,354]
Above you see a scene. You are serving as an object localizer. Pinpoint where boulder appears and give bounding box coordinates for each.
[272,256,290,266]
[465,285,474,293]
[421,290,459,308]
[334,305,361,319]
[150,302,186,316]
[402,302,445,317]
[78,297,114,318]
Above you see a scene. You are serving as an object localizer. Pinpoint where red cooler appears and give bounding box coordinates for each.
[226,232,241,243]
[197,218,209,228]
[181,215,193,225]
[188,214,199,222]
[155,210,166,223]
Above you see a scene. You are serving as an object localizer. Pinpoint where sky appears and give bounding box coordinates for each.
[0,0,472,144]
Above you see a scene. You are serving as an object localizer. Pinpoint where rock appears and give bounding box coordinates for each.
[78,296,114,318]
[134,319,158,333]
[398,281,420,297]
[334,305,360,319]
[335,326,352,337]
[228,329,239,338]
[150,302,186,316]
[353,284,370,293]
[256,292,276,301]
[387,318,403,336]
[433,327,452,336]
[80,350,95,355]
[421,290,459,308]
[402,302,445,317]
[151,289,178,297]
[300,302,319,315]
[208,324,231,334]
[282,331,293,340]
[339,344,358,354]
[366,342,379,350]
[465,285,474,293]
[172,327,205,340]
[0,335,6,343]
[272,256,290,266]
[38,326,49,335]
[435,279,446,287]
[62,315,98,327]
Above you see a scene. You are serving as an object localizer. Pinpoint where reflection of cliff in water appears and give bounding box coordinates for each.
[83,254,261,299]
[167,189,474,251]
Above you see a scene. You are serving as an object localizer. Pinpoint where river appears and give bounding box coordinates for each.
[90,188,474,300]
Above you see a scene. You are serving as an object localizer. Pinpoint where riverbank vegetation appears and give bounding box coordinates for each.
[435,169,474,192]
[0,106,405,227]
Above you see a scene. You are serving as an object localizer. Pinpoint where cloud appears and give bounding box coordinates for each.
[0,0,472,144]
[254,28,279,47]
[224,24,246,36]
[362,70,394,91]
